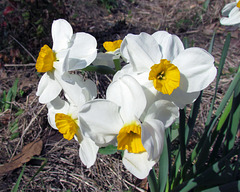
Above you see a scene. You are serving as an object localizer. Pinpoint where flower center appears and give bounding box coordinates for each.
[237,0,240,8]
[55,113,78,141]
[103,40,122,52]
[157,71,166,80]
[148,59,180,95]
[117,121,146,153]
[35,44,56,73]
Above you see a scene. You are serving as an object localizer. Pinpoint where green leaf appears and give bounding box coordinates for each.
[201,180,240,192]
[158,130,170,192]
[5,88,13,110]
[11,78,19,101]
[82,65,116,74]
[10,132,20,140]
[4,78,19,110]
[181,65,240,181]
[113,59,121,71]
[148,168,158,192]
[215,95,233,132]
[206,33,231,127]
[11,163,26,192]
[172,148,239,192]
[224,78,240,153]
[15,109,24,116]
[170,128,179,142]
[203,0,210,11]
[182,37,189,49]
[186,91,203,145]
[99,145,117,155]
[190,55,238,171]
[9,120,18,133]
[208,30,216,54]
[22,157,48,191]
[171,148,181,189]
[179,108,186,165]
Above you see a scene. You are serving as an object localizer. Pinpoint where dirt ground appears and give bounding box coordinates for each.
[0,0,239,191]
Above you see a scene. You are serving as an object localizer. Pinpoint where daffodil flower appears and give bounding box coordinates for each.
[92,40,122,68]
[36,19,97,103]
[79,75,178,178]
[220,0,240,26]
[47,74,98,168]
[118,31,216,108]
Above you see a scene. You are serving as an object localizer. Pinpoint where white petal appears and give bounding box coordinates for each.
[120,32,162,72]
[221,2,237,16]
[67,32,97,70]
[152,31,184,62]
[144,100,179,128]
[132,72,159,111]
[159,88,200,109]
[141,119,165,161]
[106,75,147,122]
[53,50,69,75]
[56,74,96,108]
[122,151,156,179]
[81,79,98,101]
[36,72,62,104]
[92,52,115,68]
[112,64,134,81]
[220,7,240,25]
[52,19,73,52]
[112,65,160,114]
[113,66,159,115]
[79,99,123,146]
[173,47,216,92]
[79,137,99,168]
[47,96,70,129]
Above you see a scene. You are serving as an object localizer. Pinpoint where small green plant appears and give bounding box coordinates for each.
[0,78,19,111]
[203,0,211,11]
[11,157,47,191]
[0,78,24,139]
[98,0,118,12]
[8,119,20,140]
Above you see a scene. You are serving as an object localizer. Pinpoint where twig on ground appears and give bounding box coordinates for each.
[99,158,146,192]
[10,35,37,62]
[10,104,46,161]
[4,63,36,67]
[69,173,100,191]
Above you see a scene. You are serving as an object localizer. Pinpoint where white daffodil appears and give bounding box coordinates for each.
[47,74,98,168]
[220,0,240,26]
[36,19,97,103]
[92,40,122,68]
[118,31,217,108]
[79,75,178,179]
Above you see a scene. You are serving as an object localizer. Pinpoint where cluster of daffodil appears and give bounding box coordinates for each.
[35,18,219,179]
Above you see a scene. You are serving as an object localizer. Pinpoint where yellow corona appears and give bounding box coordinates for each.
[149,59,180,95]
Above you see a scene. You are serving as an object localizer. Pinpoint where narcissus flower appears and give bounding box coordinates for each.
[119,31,216,108]
[79,75,178,178]
[92,40,122,68]
[36,19,97,103]
[47,74,98,168]
[220,0,240,26]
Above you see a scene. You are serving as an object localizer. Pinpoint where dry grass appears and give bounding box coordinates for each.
[0,0,239,191]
